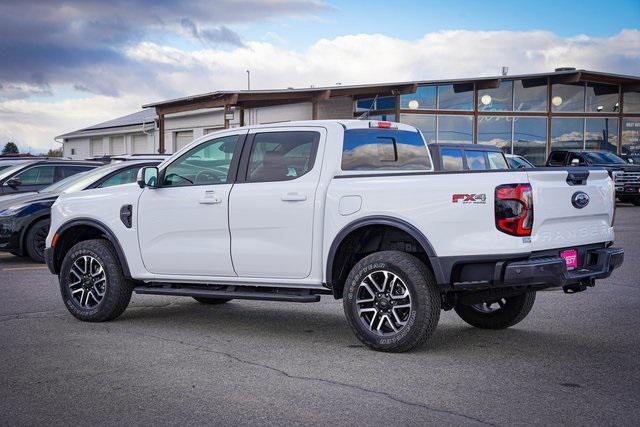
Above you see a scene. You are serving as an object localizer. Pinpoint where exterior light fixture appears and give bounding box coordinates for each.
[481,94,492,105]
[408,100,420,109]
[552,96,563,107]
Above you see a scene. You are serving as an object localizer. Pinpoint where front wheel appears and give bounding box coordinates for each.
[59,239,132,322]
[343,251,441,352]
[25,218,50,263]
[454,291,536,330]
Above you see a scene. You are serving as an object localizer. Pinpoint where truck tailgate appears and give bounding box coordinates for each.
[527,168,614,251]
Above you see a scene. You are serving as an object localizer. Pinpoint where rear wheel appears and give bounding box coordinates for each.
[193,297,233,305]
[25,218,50,263]
[454,291,536,330]
[632,198,640,206]
[59,239,132,322]
[343,250,441,352]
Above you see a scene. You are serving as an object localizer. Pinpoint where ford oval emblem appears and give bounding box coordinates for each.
[571,191,590,209]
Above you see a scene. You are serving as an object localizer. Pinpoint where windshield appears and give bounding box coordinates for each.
[583,152,627,164]
[39,171,89,193]
[0,162,32,181]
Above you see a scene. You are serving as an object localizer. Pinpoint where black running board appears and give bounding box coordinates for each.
[133,284,323,303]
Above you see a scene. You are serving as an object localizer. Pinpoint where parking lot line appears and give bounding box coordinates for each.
[2,266,49,272]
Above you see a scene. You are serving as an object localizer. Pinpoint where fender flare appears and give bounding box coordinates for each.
[325,215,444,288]
[53,218,132,278]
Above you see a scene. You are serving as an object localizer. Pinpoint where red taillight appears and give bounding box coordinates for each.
[495,183,533,236]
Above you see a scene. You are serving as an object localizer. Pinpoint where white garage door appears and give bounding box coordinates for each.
[110,136,126,155]
[90,138,104,157]
[132,134,152,154]
[175,131,194,151]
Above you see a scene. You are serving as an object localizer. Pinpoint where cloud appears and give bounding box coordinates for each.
[0,0,332,99]
[1,28,639,153]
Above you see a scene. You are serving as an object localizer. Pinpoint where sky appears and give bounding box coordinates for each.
[0,0,639,153]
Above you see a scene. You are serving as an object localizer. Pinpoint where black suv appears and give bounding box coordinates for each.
[0,160,100,196]
[546,150,640,205]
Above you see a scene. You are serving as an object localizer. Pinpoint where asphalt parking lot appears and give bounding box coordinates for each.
[1,207,639,426]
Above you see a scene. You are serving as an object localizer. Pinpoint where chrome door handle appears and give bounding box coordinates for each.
[281,192,307,202]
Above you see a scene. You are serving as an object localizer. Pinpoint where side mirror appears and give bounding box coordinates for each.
[4,178,21,189]
[137,167,159,189]
[628,159,634,164]
[570,158,580,166]
[517,164,527,170]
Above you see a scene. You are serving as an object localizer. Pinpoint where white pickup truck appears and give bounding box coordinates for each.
[45,120,624,352]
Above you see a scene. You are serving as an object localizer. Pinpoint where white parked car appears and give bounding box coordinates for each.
[45,120,624,352]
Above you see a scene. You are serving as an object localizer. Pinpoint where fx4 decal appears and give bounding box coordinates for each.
[452,193,487,204]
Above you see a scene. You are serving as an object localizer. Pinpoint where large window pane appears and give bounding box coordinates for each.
[438,115,473,143]
[355,96,395,112]
[586,83,619,113]
[438,83,473,110]
[513,117,547,166]
[342,129,431,171]
[552,118,584,150]
[478,80,513,111]
[585,118,618,152]
[623,90,640,113]
[477,116,512,153]
[400,114,436,143]
[621,118,640,163]
[552,83,585,112]
[400,85,436,110]
[514,78,547,112]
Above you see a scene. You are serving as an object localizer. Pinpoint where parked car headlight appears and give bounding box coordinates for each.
[0,205,24,217]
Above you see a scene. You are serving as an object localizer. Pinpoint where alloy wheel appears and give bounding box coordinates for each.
[355,270,412,335]
[68,255,107,309]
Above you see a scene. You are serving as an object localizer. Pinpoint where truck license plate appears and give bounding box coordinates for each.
[560,249,578,270]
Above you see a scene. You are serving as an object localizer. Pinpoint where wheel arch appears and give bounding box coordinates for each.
[51,218,131,278]
[326,215,444,298]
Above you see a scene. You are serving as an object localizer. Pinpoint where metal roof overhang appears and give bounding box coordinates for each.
[143,83,420,115]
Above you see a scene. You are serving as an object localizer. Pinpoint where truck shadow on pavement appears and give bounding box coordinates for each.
[113,297,586,356]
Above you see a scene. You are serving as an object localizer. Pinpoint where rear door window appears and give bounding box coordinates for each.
[441,148,464,171]
[342,129,431,171]
[58,165,95,178]
[13,165,56,185]
[486,151,509,169]
[247,131,319,182]
[465,150,488,170]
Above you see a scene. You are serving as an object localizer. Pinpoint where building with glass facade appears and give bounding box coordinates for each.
[61,68,640,165]
[354,69,640,165]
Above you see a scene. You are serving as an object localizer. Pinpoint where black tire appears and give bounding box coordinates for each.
[59,239,132,322]
[454,291,536,330]
[193,296,233,305]
[25,218,50,263]
[632,199,640,206]
[343,251,441,352]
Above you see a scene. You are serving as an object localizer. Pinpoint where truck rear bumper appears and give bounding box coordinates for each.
[501,247,624,288]
[449,246,624,291]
